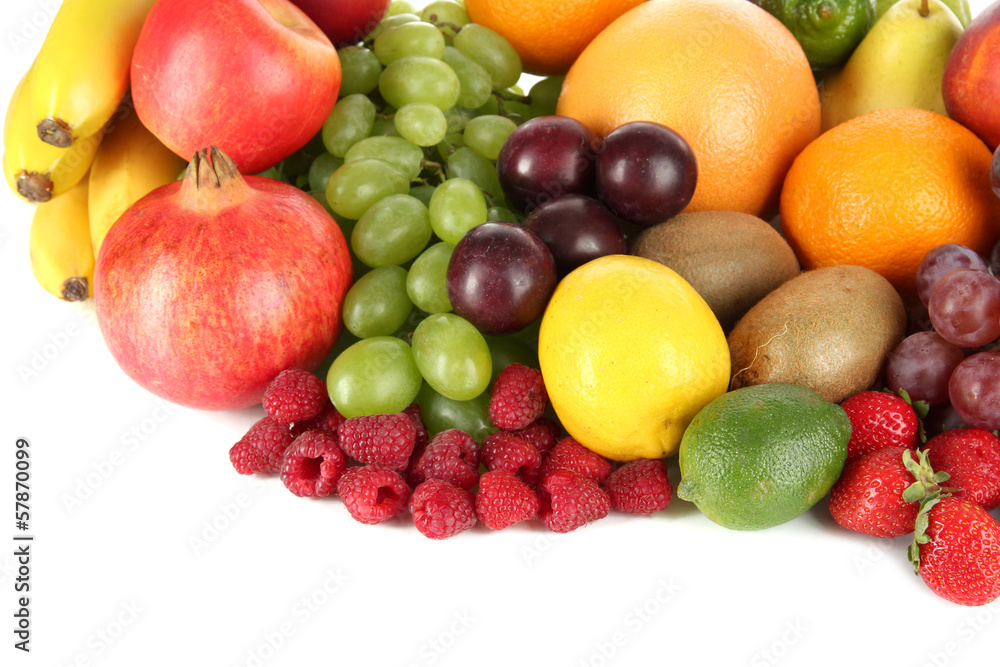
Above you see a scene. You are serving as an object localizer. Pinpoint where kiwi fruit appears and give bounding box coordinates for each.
[630,211,800,331]
[727,265,906,403]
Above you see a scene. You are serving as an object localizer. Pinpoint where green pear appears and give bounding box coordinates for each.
[875,0,971,27]
[819,0,964,131]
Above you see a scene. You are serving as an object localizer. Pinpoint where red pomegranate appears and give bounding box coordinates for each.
[94,146,352,410]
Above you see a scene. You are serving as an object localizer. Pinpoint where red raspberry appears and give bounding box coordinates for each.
[262,368,329,425]
[540,437,613,484]
[409,479,478,539]
[840,390,919,462]
[605,460,673,514]
[280,431,346,498]
[336,466,410,525]
[538,468,610,533]
[489,364,548,430]
[403,403,430,469]
[925,428,1000,510]
[476,470,539,530]
[508,417,561,457]
[410,429,480,490]
[229,439,265,475]
[337,413,416,471]
[480,432,542,486]
[234,415,294,474]
[290,404,345,439]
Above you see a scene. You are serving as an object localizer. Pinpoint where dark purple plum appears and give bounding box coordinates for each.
[524,194,626,276]
[446,221,557,336]
[496,115,599,214]
[595,121,697,227]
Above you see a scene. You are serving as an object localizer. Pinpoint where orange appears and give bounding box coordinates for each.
[464,0,645,76]
[555,0,820,218]
[780,107,1000,299]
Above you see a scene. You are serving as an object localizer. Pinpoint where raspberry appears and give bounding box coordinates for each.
[229,439,265,475]
[481,432,542,486]
[489,364,548,430]
[538,468,610,533]
[410,429,480,490]
[236,415,294,474]
[605,459,673,514]
[290,404,345,439]
[476,470,540,530]
[280,431,346,498]
[409,479,478,539]
[337,413,416,471]
[262,368,329,425]
[336,466,410,525]
[509,417,561,457]
[540,437,613,484]
[403,402,430,470]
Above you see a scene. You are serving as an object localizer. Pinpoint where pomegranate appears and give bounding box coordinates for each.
[94,146,352,410]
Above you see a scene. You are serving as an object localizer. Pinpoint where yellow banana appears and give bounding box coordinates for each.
[31,0,157,148]
[29,172,94,302]
[88,108,186,255]
[4,67,103,203]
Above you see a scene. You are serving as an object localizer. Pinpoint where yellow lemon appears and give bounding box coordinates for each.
[538,255,730,461]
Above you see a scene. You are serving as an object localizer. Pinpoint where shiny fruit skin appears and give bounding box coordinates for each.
[524,194,626,277]
[943,2,1000,150]
[290,0,390,47]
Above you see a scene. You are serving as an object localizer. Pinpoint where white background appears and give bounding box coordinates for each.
[3,1,1000,666]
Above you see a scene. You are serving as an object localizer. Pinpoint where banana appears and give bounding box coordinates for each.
[88,108,186,255]
[30,0,157,148]
[29,172,95,302]
[4,67,104,203]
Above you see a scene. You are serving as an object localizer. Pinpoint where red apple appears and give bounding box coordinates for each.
[943,0,1000,151]
[130,0,341,174]
[289,0,390,47]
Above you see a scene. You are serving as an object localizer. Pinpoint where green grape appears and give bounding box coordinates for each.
[327,336,422,418]
[256,166,281,180]
[309,190,371,281]
[485,335,540,384]
[369,13,421,43]
[315,328,361,382]
[463,114,517,161]
[487,205,518,223]
[420,1,470,44]
[453,24,522,90]
[385,2,417,18]
[417,382,496,442]
[342,266,414,339]
[344,135,424,181]
[441,46,493,110]
[371,114,402,138]
[338,46,383,97]
[527,75,564,119]
[428,177,487,244]
[394,103,448,147]
[411,313,492,401]
[352,193,432,267]
[325,158,409,220]
[322,93,376,157]
[445,147,504,205]
[409,183,436,208]
[374,21,445,65]
[445,106,475,133]
[379,55,460,112]
[308,152,343,192]
[436,132,464,162]
[406,241,454,314]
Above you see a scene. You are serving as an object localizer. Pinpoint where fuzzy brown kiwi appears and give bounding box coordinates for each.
[727,265,906,403]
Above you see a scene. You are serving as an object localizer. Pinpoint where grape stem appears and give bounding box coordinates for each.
[495,90,531,106]
[419,158,446,186]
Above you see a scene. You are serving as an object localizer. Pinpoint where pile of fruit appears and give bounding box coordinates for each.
[5,0,1000,608]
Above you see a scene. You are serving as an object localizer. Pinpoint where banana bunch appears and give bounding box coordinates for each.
[29,173,94,302]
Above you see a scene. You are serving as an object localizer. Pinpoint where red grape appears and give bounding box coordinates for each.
[594,121,697,227]
[496,116,599,214]
[886,332,965,407]
[927,269,1000,347]
[915,243,990,306]
[524,194,626,277]
[906,301,933,336]
[446,221,557,336]
[949,352,1000,430]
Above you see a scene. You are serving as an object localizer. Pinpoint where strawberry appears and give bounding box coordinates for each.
[839,390,921,463]
[924,428,1000,511]
[910,496,1000,607]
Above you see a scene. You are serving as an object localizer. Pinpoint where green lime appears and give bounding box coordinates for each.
[677,383,850,531]
[755,0,877,69]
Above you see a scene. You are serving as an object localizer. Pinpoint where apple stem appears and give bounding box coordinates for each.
[920,0,929,17]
